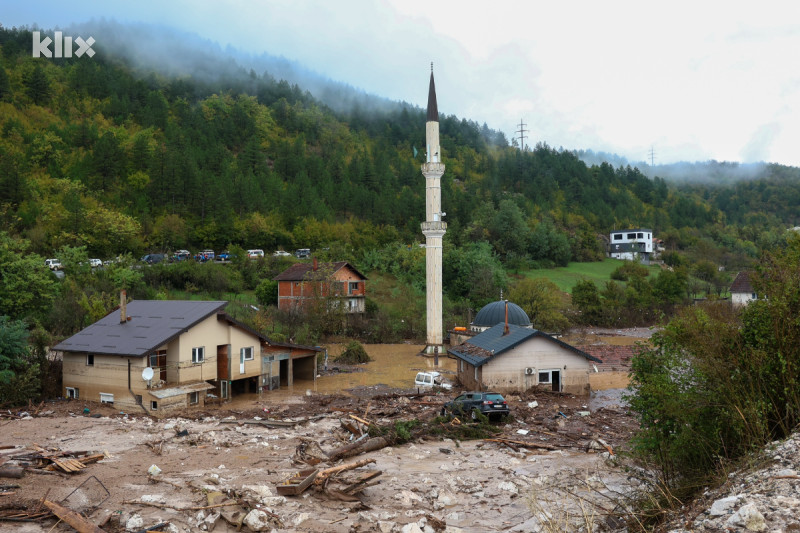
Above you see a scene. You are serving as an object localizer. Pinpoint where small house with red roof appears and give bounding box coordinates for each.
[730,271,757,306]
[273,260,367,313]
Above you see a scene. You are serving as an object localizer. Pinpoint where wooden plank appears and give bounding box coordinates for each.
[43,500,107,533]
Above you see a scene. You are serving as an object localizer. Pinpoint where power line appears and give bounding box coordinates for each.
[515,119,529,151]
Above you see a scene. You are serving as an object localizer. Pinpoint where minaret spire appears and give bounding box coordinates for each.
[421,64,446,357]
[427,65,438,122]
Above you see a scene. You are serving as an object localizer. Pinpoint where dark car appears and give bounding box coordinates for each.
[141,253,166,264]
[441,391,510,421]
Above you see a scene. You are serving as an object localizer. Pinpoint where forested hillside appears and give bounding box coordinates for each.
[4,23,798,269]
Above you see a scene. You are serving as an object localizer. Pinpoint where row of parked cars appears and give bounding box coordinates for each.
[45,258,102,270]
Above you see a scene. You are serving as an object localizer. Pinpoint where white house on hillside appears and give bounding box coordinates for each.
[609,229,653,262]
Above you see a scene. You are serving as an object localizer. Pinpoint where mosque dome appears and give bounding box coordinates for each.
[471,300,531,331]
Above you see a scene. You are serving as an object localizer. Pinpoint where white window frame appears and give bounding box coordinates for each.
[151,400,158,410]
[66,387,79,399]
[538,369,559,385]
[99,392,114,404]
[192,346,205,364]
[241,346,254,361]
[189,391,199,405]
[86,354,94,366]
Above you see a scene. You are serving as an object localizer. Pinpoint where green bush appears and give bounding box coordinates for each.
[335,341,371,364]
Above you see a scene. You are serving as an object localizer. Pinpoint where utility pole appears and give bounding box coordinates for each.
[516,119,529,151]
[648,146,656,167]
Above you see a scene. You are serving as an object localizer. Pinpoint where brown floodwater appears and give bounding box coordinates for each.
[227,344,456,407]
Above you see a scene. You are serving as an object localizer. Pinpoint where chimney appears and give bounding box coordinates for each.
[120,290,127,323]
[503,300,509,336]
[313,257,318,271]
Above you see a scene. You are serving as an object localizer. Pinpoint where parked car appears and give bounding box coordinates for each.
[172,250,191,262]
[45,258,62,271]
[273,250,291,257]
[89,258,102,268]
[141,253,166,264]
[441,391,510,421]
[247,249,265,259]
[295,248,311,259]
[414,371,452,390]
[201,249,215,260]
[217,251,235,262]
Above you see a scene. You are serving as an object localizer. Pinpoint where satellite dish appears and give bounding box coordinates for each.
[142,367,154,381]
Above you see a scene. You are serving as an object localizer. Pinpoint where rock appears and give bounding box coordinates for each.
[709,495,741,516]
[401,523,424,533]
[378,520,396,532]
[726,502,766,531]
[395,489,423,505]
[243,509,275,531]
[498,481,519,495]
[204,511,221,531]
[125,514,144,531]
[292,512,310,526]
[437,488,458,507]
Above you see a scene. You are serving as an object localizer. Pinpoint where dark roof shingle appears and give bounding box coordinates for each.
[448,323,602,367]
[54,300,227,357]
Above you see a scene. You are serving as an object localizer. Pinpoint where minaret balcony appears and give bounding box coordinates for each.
[421,221,447,234]
[421,162,445,175]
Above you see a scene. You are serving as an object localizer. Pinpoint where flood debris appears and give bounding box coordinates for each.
[43,499,107,533]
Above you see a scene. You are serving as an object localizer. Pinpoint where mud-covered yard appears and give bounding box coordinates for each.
[0,383,636,533]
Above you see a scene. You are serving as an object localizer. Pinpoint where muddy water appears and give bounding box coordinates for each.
[226,344,455,407]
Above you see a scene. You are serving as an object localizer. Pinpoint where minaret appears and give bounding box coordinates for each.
[421,64,446,355]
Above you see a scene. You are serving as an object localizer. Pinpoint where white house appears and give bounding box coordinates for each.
[609,229,653,262]
[730,271,757,307]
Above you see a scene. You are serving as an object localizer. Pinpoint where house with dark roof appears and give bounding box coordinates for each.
[273,259,367,313]
[730,271,757,306]
[448,323,603,395]
[54,294,321,414]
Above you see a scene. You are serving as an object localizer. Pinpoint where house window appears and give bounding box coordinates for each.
[151,401,158,410]
[613,234,622,240]
[637,233,643,238]
[192,347,205,363]
[150,353,158,367]
[66,387,79,399]
[241,347,254,361]
[627,233,636,239]
[189,392,199,405]
[474,367,479,381]
[349,282,359,294]
[538,371,552,384]
[86,354,94,366]
[99,393,114,404]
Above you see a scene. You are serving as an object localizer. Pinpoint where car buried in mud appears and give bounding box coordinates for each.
[441,391,510,421]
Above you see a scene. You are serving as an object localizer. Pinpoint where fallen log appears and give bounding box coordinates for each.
[315,457,376,484]
[484,438,557,451]
[342,470,382,494]
[43,500,106,533]
[0,466,24,479]
[327,436,391,462]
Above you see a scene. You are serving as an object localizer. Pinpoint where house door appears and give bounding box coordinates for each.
[240,350,246,375]
[551,370,561,392]
[149,351,167,382]
[220,380,228,399]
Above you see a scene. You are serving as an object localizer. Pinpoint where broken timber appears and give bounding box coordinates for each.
[43,500,107,533]
[219,419,299,428]
[327,436,390,462]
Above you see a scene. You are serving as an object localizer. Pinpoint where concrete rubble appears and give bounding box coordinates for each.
[660,430,800,532]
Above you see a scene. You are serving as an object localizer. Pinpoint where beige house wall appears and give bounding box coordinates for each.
[455,337,593,395]
[63,353,150,412]
[63,313,267,412]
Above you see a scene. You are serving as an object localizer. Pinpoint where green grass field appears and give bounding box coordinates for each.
[522,258,663,293]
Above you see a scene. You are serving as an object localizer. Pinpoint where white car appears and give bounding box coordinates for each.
[273,250,291,257]
[248,249,265,259]
[414,371,452,390]
[89,258,102,268]
[45,258,62,271]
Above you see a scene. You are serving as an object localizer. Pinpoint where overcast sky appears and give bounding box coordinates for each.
[5,1,800,166]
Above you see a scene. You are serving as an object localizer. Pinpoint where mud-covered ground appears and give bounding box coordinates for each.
[0,383,636,533]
